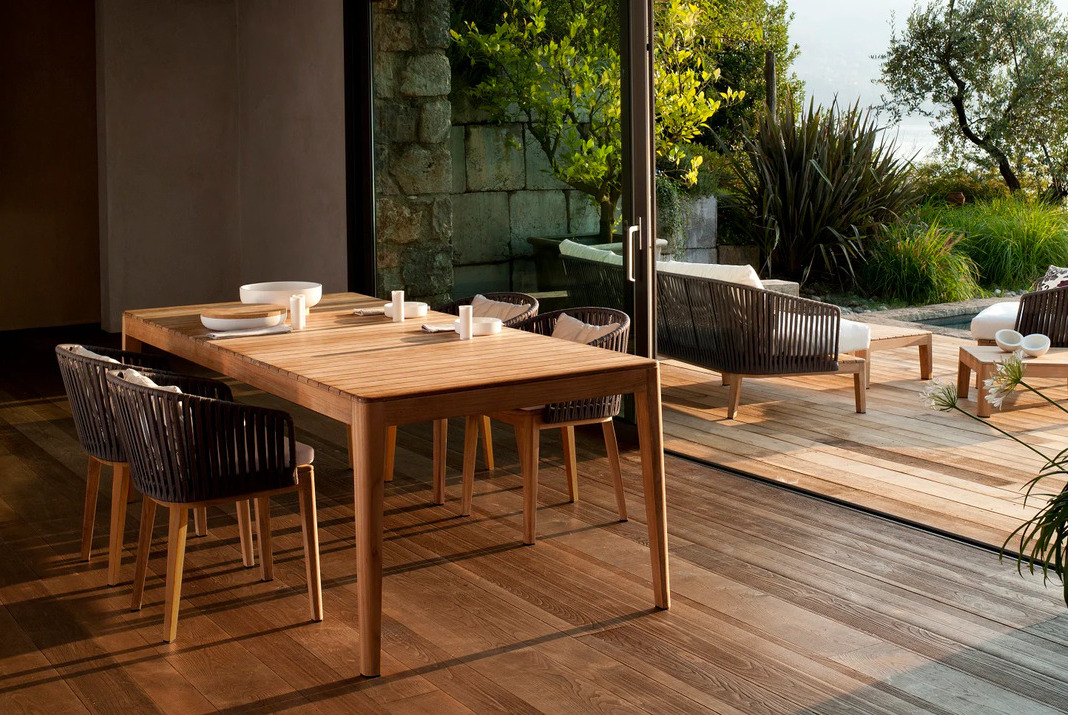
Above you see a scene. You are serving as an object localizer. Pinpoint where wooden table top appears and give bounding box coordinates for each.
[866,322,932,341]
[960,344,1068,366]
[124,293,656,404]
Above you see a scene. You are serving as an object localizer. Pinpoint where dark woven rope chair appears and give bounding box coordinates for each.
[561,256,627,311]
[1014,284,1068,346]
[106,370,322,642]
[459,307,630,545]
[384,292,539,501]
[656,272,866,418]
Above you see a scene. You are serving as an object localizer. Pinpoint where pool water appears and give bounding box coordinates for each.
[914,313,976,331]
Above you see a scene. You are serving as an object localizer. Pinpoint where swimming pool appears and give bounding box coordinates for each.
[913,312,977,331]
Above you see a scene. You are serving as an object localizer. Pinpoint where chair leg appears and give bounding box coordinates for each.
[296,466,323,622]
[432,419,447,505]
[516,417,540,545]
[561,426,578,503]
[853,372,867,413]
[855,349,871,389]
[461,415,480,516]
[131,498,157,611]
[81,456,102,561]
[163,505,189,643]
[236,500,255,568]
[254,497,273,581]
[479,415,495,470]
[193,507,208,537]
[726,375,743,419]
[107,464,131,586]
[384,425,396,482]
[602,420,627,522]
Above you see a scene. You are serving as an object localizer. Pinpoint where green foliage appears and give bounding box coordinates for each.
[879,0,1068,196]
[863,221,980,304]
[911,161,1011,204]
[732,98,920,284]
[453,0,738,240]
[918,198,1068,289]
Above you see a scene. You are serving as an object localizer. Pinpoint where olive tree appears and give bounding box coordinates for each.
[879,0,1068,196]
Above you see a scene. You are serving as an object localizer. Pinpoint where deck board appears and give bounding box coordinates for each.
[661,330,1068,550]
[1,326,1067,712]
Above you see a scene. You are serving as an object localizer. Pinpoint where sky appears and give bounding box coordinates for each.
[786,0,1068,158]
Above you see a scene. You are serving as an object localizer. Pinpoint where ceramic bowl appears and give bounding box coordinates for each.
[383,301,428,319]
[994,329,1023,352]
[454,316,503,336]
[1021,333,1051,358]
[240,281,322,309]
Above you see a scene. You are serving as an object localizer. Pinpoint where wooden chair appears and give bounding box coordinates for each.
[106,370,322,642]
[385,292,539,502]
[55,345,236,585]
[460,308,630,545]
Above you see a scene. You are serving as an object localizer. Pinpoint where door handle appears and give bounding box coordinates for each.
[626,220,641,283]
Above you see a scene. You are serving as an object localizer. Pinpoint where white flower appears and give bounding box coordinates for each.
[984,350,1025,410]
[920,380,958,411]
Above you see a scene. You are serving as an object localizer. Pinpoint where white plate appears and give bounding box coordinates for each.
[384,301,429,318]
[201,313,284,331]
[240,281,322,308]
[454,317,503,336]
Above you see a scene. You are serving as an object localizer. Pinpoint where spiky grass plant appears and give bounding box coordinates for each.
[863,221,981,304]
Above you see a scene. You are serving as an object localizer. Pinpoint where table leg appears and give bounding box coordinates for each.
[122,333,143,353]
[956,356,971,400]
[977,364,993,418]
[919,337,933,379]
[352,402,385,677]
[634,366,670,610]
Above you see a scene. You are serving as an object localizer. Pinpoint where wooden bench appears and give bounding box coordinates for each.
[853,323,933,388]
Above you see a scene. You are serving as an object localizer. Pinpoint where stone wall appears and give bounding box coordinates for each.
[372,0,454,305]
[450,96,602,297]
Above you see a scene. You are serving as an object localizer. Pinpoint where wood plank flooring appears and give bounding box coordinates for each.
[661,329,1068,551]
[1,326,1067,713]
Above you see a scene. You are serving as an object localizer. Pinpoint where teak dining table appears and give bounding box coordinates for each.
[122,292,670,676]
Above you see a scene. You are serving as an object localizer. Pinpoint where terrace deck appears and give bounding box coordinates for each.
[661,329,1068,550]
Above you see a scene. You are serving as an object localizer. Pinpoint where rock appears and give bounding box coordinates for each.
[419,99,452,144]
[465,125,525,191]
[509,191,568,256]
[994,288,1002,296]
[399,52,451,97]
[391,144,450,195]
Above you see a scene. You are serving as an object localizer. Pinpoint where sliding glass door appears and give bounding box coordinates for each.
[348,0,657,354]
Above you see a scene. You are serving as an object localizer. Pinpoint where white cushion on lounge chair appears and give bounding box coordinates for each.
[559,239,623,266]
[970,301,1020,340]
[120,368,182,394]
[471,294,529,322]
[656,260,764,291]
[773,316,871,354]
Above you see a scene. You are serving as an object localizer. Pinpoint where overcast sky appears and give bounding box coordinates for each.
[786,0,1068,157]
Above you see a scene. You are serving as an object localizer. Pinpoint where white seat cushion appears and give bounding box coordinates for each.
[551,312,620,344]
[970,301,1020,340]
[470,294,529,323]
[290,441,314,466]
[559,239,624,266]
[839,319,872,353]
[120,368,182,394]
[656,260,764,290]
[70,345,120,364]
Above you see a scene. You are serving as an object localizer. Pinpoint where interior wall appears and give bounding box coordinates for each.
[96,0,346,331]
[0,0,100,331]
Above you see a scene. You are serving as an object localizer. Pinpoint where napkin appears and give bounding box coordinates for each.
[206,324,292,340]
[353,307,385,316]
[421,323,454,333]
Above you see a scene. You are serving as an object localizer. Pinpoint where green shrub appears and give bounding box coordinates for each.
[919,198,1068,289]
[733,98,920,284]
[911,161,1011,204]
[863,221,981,304]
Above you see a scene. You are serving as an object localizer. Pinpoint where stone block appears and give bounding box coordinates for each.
[465,125,525,191]
[684,194,717,251]
[401,244,453,298]
[376,99,418,143]
[376,196,428,246]
[525,129,567,190]
[567,191,601,236]
[415,0,450,48]
[374,12,413,52]
[509,191,567,257]
[450,126,466,194]
[391,143,451,195]
[373,52,399,99]
[400,52,451,97]
[419,98,452,144]
[452,193,510,264]
[432,196,452,242]
[453,262,511,298]
[450,89,492,125]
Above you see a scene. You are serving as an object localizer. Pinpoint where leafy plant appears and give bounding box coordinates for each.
[863,221,980,304]
[919,198,1068,289]
[732,98,919,284]
[922,357,1068,607]
[911,161,1011,204]
[453,0,740,240]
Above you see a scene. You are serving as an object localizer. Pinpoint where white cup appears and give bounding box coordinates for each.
[458,305,473,340]
[289,294,306,330]
[392,290,405,323]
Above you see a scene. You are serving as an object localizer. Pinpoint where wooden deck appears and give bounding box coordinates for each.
[661,328,1068,551]
[2,327,1068,712]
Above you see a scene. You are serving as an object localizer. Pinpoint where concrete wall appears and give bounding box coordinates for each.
[0,0,100,331]
[96,0,346,331]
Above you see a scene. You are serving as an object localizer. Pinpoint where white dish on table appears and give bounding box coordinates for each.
[240,281,322,310]
[454,316,502,336]
[1021,333,1051,358]
[384,301,428,319]
[994,329,1023,352]
[201,304,285,331]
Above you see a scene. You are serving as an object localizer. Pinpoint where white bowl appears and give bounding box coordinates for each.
[1021,333,1051,358]
[454,316,503,336]
[201,313,283,331]
[240,281,322,309]
[994,329,1023,352]
[383,301,428,319]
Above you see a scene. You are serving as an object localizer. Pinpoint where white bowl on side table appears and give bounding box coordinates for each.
[1021,333,1051,358]
[240,281,322,311]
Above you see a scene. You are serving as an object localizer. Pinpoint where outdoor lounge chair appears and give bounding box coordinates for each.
[971,284,1068,346]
